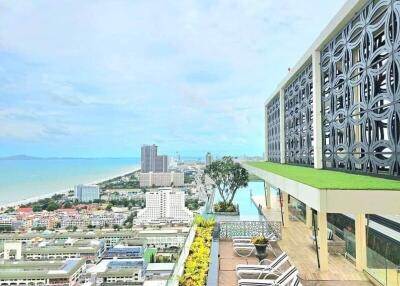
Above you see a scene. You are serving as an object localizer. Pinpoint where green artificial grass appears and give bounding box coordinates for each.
[246,161,400,190]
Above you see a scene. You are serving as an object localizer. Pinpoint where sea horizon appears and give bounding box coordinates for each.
[0,157,140,206]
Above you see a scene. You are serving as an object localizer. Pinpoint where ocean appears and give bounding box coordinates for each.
[0,158,140,206]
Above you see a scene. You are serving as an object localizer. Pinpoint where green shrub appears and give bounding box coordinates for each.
[213,201,237,212]
[180,218,215,286]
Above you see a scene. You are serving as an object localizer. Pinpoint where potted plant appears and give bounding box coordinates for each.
[251,235,269,260]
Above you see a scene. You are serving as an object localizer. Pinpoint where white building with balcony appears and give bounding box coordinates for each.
[136,188,192,224]
[139,172,184,187]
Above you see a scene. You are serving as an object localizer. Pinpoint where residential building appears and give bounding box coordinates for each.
[141,144,168,173]
[136,188,193,224]
[139,172,184,187]
[145,263,175,280]
[205,152,212,166]
[0,259,86,286]
[4,238,105,263]
[251,1,400,285]
[103,245,144,259]
[85,259,146,285]
[74,184,100,202]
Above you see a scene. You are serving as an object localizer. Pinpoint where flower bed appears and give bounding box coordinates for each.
[180,216,215,286]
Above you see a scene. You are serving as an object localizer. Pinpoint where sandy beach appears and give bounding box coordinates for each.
[1,167,140,209]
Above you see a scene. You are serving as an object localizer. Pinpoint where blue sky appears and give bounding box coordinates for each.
[0,0,346,158]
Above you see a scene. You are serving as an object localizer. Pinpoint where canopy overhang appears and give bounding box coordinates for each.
[243,163,400,214]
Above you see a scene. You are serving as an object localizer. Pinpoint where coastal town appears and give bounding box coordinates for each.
[2,1,400,286]
[0,145,213,286]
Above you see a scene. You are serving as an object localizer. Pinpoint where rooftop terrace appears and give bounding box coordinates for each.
[247,161,400,190]
[217,194,374,286]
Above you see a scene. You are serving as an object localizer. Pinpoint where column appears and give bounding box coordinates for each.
[312,51,323,169]
[282,191,289,227]
[279,89,286,164]
[265,183,272,209]
[317,211,329,271]
[265,103,269,161]
[306,206,312,228]
[355,213,367,271]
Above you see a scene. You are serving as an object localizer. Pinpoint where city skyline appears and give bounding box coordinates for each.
[0,1,346,158]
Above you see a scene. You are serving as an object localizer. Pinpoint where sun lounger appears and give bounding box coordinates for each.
[238,265,298,286]
[236,252,289,279]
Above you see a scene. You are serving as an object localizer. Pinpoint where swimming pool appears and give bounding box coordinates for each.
[213,181,266,221]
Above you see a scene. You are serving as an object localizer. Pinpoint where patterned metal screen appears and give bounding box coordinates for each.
[266,95,281,162]
[321,0,400,177]
[284,63,314,165]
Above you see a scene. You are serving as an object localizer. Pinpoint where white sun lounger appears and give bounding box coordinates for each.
[232,233,277,244]
[233,243,256,257]
[238,265,298,286]
[233,234,278,256]
[236,252,289,279]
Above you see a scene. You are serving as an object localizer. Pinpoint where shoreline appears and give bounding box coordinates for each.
[1,167,141,209]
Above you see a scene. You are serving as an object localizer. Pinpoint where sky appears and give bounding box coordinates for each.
[0,0,346,158]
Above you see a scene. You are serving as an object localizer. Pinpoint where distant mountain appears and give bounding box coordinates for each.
[0,154,39,160]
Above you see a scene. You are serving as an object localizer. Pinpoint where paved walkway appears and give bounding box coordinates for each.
[217,192,374,286]
[218,240,374,286]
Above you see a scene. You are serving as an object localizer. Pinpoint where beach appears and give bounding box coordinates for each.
[0,158,140,207]
[1,167,141,209]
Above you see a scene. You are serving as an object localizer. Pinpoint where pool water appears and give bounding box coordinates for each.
[213,181,266,221]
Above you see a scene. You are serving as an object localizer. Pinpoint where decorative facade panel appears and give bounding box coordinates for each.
[266,95,281,162]
[321,0,400,177]
[284,63,314,165]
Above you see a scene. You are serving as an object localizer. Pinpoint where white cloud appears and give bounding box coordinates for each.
[0,0,347,156]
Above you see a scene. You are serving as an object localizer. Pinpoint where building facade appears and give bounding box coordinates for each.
[0,259,86,286]
[263,0,400,284]
[205,152,213,165]
[141,144,168,173]
[265,0,400,177]
[136,188,193,224]
[74,184,100,202]
[139,172,184,187]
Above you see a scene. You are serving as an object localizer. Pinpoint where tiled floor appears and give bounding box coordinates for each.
[217,193,374,286]
[218,240,374,286]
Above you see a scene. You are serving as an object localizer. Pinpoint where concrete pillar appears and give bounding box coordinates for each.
[282,191,289,227]
[265,103,269,161]
[355,213,367,272]
[279,89,286,164]
[317,211,329,271]
[306,206,312,228]
[312,51,323,169]
[265,183,272,209]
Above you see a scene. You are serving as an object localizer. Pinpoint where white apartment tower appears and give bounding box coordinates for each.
[136,188,193,224]
[74,184,100,202]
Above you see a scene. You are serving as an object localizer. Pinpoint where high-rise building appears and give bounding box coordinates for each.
[136,188,193,224]
[139,172,184,187]
[74,184,100,202]
[141,144,168,173]
[206,152,212,166]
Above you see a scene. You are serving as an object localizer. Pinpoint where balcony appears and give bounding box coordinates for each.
[215,195,374,285]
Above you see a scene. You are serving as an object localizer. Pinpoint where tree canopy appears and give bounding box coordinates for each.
[204,156,249,205]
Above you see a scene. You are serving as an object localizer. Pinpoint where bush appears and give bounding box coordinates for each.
[180,217,215,286]
[213,201,237,212]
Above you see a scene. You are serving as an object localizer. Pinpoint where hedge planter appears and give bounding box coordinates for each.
[212,202,240,216]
